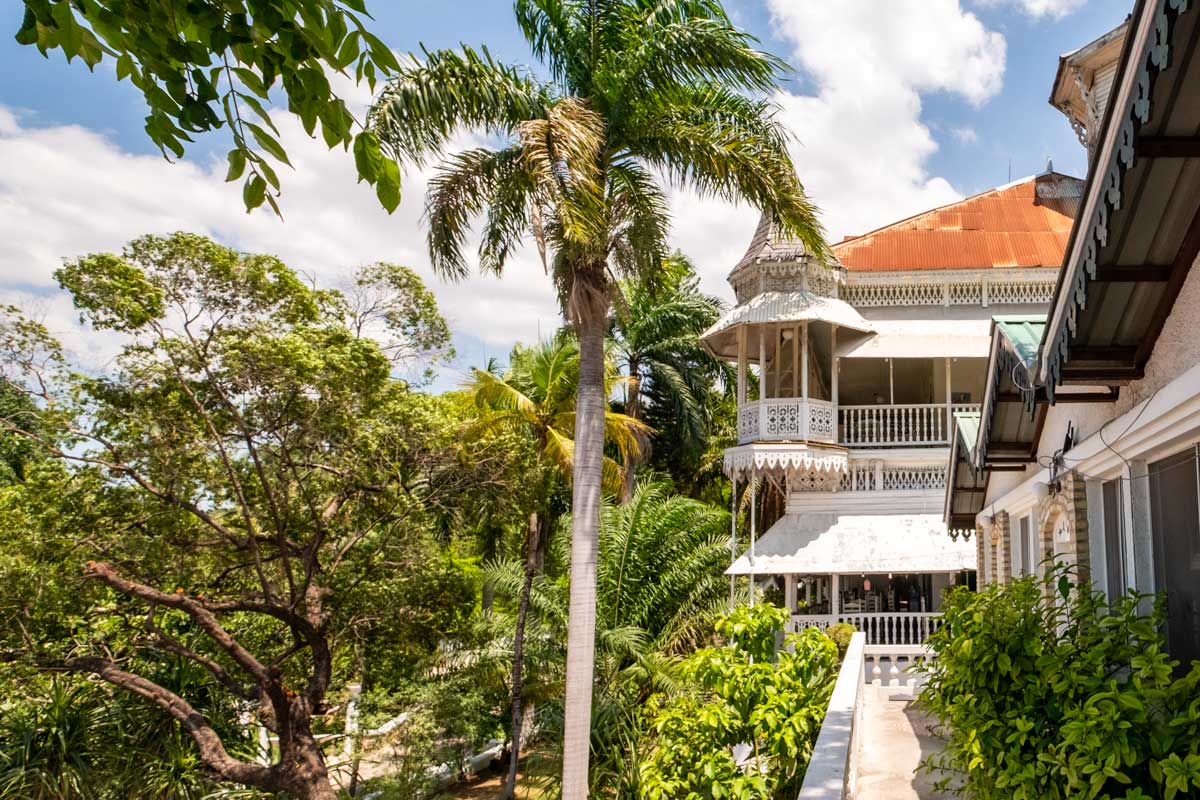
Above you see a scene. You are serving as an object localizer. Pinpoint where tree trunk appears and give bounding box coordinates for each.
[277,703,338,800]
[502,512,543,800]
[561,304,606,800]
[619,363,642,504]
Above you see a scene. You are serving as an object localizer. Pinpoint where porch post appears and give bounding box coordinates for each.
[784,574,797,614]
[749,472,757,607]
[737,327,747,405]
[729,473,737,610]
[945,357,953,443]
[831,325,839,442]
[792,323,799,398]
[801,321,809,401]
[888,358,895,404]
[773,324,782,398]
[831,573,840,617]
[758,327,767,439]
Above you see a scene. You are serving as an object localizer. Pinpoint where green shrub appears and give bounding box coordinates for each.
[639,603,840,800]
[825,622,856,660]
[918,562,1200,800]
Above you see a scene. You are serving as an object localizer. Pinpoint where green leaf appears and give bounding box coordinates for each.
[247,123,291,167]
[115,54,135,82]
[375,157,401,213]
[225,149,247,182]
[243,174,267,211]
[353,131,383,184]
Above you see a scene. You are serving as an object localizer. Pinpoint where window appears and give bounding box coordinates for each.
[1148,447,1200,668]
[1102,479,1126,603]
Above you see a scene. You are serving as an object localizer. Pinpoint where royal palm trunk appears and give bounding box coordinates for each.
[561,306,606,798]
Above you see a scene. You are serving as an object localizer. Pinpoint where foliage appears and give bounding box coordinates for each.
[485,482,737,796]
[639,604,839,800]
[371,2,827,786]
[0,668,261,800]
[466,335,649,494]
[825,623,856,660]
[0,232,492,799]
[918,563,1200,800]
[609,253,730,496]
[16,0,405,214]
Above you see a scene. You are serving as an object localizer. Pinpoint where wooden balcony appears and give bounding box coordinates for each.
[789,612,944,646]
[735,399,982,447]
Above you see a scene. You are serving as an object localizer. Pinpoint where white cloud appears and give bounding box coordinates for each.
[978,0,1087,19]
[0,102,561,372]
[671,1,1006,300]
[951,126,980,144]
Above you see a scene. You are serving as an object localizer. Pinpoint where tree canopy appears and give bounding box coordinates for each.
[16,0,405,214]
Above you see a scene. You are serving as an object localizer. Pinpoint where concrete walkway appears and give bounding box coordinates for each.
[852,687,945,800]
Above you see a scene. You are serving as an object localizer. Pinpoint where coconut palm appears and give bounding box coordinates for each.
[466,335,647,798]
[370,3,825,791]
[486,481,736,796]
[609,253,730,500]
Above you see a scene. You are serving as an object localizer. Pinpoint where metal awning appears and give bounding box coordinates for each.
[700,291,874,359]
[1039,0,1200,390]
[944,411,987,533]
[837,319,992,359]
[975,316,1048,471]
[726,513,976,575]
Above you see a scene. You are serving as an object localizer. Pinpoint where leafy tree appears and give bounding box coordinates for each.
[919,563,1200,800]
[368,2,826,789]
[15,0,405,214]
[465,334,646,799]
[487,482,736,796]
[609,253,728,500]
[639,604,839,800]
[0,233,483,800]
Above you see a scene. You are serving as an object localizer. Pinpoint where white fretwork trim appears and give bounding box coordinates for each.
[840,269,1057,309]
[723,445,848,479]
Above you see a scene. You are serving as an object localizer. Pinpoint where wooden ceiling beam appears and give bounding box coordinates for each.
[1068,345,1138,362]
[1135,202,1200,369]
[1136,136,1200,158]
[1092,264,1173,282]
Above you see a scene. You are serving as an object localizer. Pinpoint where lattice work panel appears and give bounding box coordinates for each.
[808,403,834,439]
[949,282,983,305]
[843,283,943,307]
[764,273,805,293]
[880,465,946,491]
[764,401,803,438]
[737,405,758,442]
[988,281,1056,305]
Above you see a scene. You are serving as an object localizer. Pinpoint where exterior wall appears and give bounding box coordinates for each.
[1036,470,1091,586]
[993,511,1012,586]
[970,253,1200,598]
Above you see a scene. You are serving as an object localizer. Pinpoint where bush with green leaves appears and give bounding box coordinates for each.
[919,563,1200,800]
[825,622,856,660]
[639,603,839,800]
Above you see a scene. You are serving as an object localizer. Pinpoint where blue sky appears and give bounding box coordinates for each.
[0,0,1133,389]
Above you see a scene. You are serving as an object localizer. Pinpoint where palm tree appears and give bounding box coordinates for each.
[466,335,646,798]
[369,3,826,791]
[486,481,736,796]
[609,253,729,500]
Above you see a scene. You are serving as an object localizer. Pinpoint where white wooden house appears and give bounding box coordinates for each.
[705,167,1083,652]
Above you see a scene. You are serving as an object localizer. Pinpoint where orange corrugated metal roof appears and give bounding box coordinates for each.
[831,172,1082,272]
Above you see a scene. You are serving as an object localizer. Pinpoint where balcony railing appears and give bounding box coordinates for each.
[736,399,981,447]
[789,612,943,646]
[737,398,836,444]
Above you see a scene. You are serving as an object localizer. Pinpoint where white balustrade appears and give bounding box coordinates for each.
[736,398,837,444]
[790,612,943,647]
[838,403,981,447]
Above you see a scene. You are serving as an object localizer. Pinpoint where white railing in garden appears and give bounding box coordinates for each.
[789,612,943,647]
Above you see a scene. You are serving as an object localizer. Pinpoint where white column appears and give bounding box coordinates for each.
[774,324,782,398]
[888,358,895,404]
[784,574,797,614]
[343,682,362,762]
[729,473,738,609]
[831,325,839,442]
[749,473,757,607]
[758,328,767,440]
[792,324,799,398]
[737,327,747,405]
[831,573,840,616]
[801,321,809,401]
[945,357,953,443]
